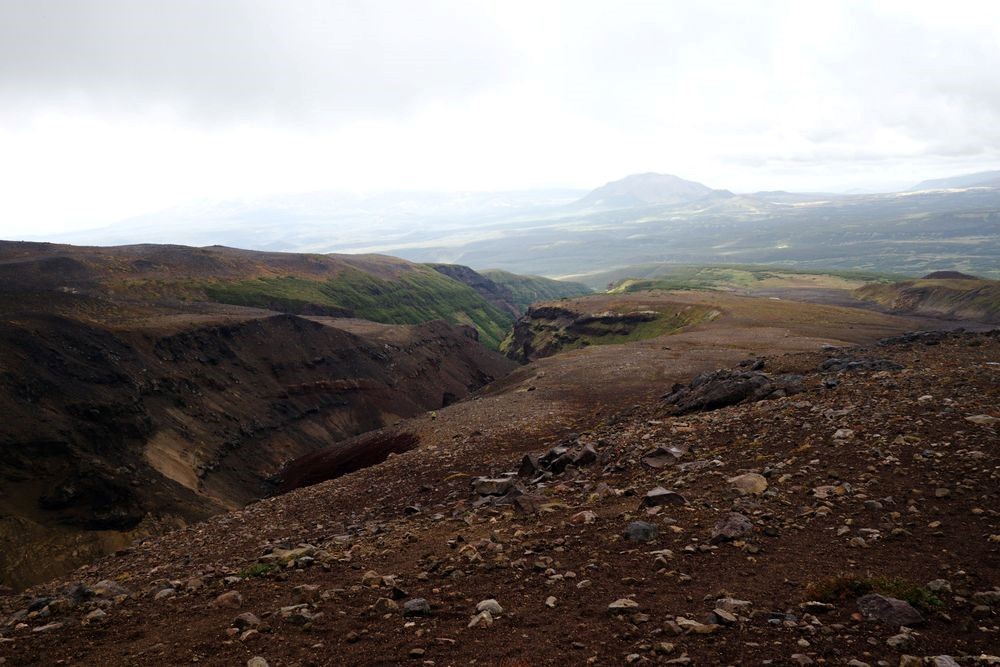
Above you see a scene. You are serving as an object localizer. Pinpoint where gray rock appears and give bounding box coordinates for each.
[233,612,262,630]
[926,579,952,593]
[608,598,641,615]
[403,598,432,617]
[624,521,659,543]
[471,477,516,496]
[929,657,960,667]
[476,599,503,616]
[640,444,689,469]
[153,588,176,600]
[642,486,687,507]
[663,369,805,414]
[247,658,269,667]
[710,512,754,543]
[856,593,924,626]
[973,589,1000,605]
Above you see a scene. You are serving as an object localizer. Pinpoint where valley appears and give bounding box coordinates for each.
[0,240,996,666]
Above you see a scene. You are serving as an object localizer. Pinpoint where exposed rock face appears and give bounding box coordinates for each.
[429,264,520,317]
[854,276,1000,323]
[663,369,805,414]
[503,305,663,362]
[0,313,515,589]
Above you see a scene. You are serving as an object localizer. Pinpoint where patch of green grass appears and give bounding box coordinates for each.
[203,267,515,348]
[481,269,592,310]
[239,563,277,578]
[500,306,715,357]
[805,573,942,611]
[602,264,904,294]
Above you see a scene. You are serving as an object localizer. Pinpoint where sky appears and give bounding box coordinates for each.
[2,0,1000,236]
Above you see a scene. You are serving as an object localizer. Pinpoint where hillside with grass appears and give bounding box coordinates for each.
[0,242,517,349]
[481,269,591,310]
[203,266,515,348]
[593,265,898,293]
[854,273,1000,323]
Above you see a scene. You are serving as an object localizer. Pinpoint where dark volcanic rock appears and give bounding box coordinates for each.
[820,357,903,373]
[642,486,687,507]
[403,598,432,617]
[663,370,804,414]
[625,521,659,543]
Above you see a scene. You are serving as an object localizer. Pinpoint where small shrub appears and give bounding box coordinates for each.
[805,573,942,611]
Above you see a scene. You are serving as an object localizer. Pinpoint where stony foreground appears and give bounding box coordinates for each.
[2,330,999,666]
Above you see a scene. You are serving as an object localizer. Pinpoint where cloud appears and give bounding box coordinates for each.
[0,0,511,125]
[1,0,1000,234]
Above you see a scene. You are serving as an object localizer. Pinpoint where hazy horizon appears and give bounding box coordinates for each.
[3,0,1000,238]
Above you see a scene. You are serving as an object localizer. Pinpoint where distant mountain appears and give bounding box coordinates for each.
[40,189,587,253]
[575,173,715,208]
[911,170,1000,191]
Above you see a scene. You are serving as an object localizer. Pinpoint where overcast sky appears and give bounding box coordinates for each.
[2,0,1000,236]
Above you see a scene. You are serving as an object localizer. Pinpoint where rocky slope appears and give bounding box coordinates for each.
[0,242,518,590]
[501,296,719,362]
[0,241,516,348]
[1,331,996,665]
[428,264,521,318]
[854,275,1000,324]
[480,269,591,311]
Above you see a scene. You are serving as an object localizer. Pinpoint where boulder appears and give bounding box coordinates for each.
[710,513,754,543]
[663,369,805,414]
[624,521,659,543]
[728,473,768,495]
[642,486,687,507]
[403,598,432,617]
[856,593,924,626]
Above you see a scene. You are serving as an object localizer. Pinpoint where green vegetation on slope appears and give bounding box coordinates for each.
[500,302,717,361]
[481,269,591,310]
[854,277,1000,323]
[602,265,900,294]
[204,266,515,348]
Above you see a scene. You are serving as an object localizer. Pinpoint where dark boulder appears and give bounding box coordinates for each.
[663,370,804,415]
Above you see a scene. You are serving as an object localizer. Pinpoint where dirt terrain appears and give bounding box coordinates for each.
[1,329,996,666]
[0,243,520,590]
[2,241,997,664]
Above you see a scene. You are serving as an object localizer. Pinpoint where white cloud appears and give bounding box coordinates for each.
[1,0,999,235]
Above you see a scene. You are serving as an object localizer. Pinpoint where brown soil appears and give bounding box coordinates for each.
[2,298,996,664]
[0,305,513,590]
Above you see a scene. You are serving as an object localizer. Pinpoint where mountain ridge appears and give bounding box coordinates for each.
[575,172,715,209]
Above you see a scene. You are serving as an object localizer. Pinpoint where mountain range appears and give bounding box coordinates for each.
[32,170,1000,281]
